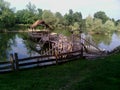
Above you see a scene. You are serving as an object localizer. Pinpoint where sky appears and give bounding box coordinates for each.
[6,0,120,20]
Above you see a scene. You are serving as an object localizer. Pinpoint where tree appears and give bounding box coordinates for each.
[93,18,103,32]
[80,19,86,31]
[94,11,109,23]
[0,0,10,10]
[16,10,26,24]
[42,10,57,28]
[73,12,82,23]
[103,20,115,32]
[85,15,93,32]
[26,2,36,14]
[37,8,43,19]
[64,9,74,26]
[116,19,120,26]
[116,22,120,30]
[73,12,82,29]
[55,12,64,28]
[1,8,15,27]
[72,22,80,30]
[0,0,15,29]
[16,2,38,24]
[16,9,34,24]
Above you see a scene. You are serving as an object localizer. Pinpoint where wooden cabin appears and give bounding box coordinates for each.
[29,20,52,32]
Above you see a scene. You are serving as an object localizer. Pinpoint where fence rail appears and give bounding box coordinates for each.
[0,50,83,73]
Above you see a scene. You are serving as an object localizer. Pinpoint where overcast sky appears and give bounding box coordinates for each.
[7,0,120,20]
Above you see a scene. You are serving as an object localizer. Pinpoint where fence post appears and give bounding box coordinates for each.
[55,49,58,65]
[52,46,54,55]
[80,43,83,58]
[10,54,15,71]
[37,58,39,67]
[14,53,19,71]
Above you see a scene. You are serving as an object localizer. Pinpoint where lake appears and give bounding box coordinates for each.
[0,32,120,61]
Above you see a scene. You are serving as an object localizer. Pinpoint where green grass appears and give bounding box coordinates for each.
[0,54,120,90]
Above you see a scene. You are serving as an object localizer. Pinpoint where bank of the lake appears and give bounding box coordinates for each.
[0,53,120,90]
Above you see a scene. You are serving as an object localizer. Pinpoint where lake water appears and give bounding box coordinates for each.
[98,33,120,51]
[0,32,120,61]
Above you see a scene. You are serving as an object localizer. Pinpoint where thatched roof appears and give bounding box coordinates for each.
[30,20,51,29]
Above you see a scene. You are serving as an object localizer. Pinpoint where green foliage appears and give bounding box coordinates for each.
[16,2,38,24]
[63,9,82,31]
[37,8,43,19]
[0,0,15,29]
[116,19,120,25]
[80,19,86,32]
[72,22,80,30]
[85,14,117,33]
[93,18,103,32]
[0,0,119,33]
[55,12,64,25]
[0,0,10,9]
[85,15,93,31]
[73,12,82,24]
[64,14,73,26]
[0,33,16,60]
[94,11,109,23]
[42,10,57,28]
[103,20,116,32]
[116,22,120,30]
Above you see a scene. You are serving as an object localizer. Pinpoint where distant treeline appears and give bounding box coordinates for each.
[0,0,120,33]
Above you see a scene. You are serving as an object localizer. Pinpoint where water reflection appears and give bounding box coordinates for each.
[8,33,40,59]
[98,32,120,51]
[77,32,120,51]
[91,33,112,46]
[0,33,40,61]
[0,33,16,61]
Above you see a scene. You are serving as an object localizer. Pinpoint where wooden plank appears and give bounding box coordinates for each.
[19,61,38,67]
[18,50,81,62]
[0,65,12,70]
[0,70,12,74]
[19,59,56,67]
[18,55,54,61]
[57,50,81,56]
[0,61,11,65]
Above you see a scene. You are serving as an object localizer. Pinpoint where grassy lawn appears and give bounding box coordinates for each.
[0,54,120,90]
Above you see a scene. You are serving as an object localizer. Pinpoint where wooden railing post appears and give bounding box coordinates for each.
[80,43,83,58]
[37,58,40,67]
[10,54,15,71]
[14,53,19,71]
[55,48,58,65]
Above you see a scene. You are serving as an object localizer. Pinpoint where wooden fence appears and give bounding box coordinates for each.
[0,50,83,73]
